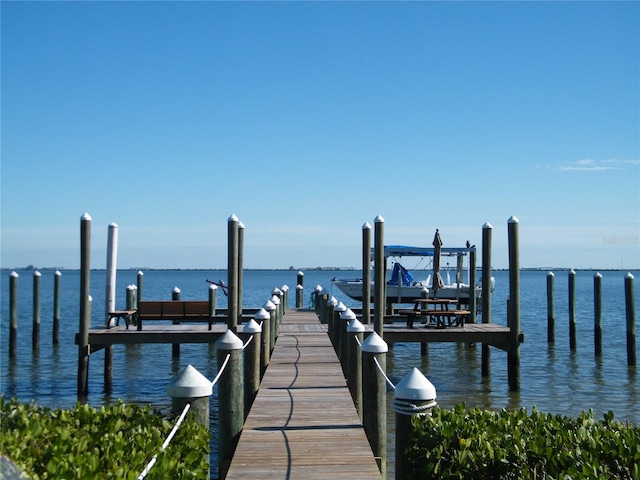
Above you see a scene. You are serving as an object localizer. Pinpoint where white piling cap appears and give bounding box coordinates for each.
[394,367,436,401]
[296,284,303,290]
[238,221,245,229]
[363,222,371,229]
[216,330,243,350]
[55,271,61,276]
[595,272,602,278]
[242,318,262,334]
[138,271,144,276]
[327,296,338,306]
[167,364,213,398]
[10,271,18,278]
[548,271,554,277]
[334,301,347,312]
[270,294,281,305]
[81,212,92,221]
[508,215,519,223]
[375,215,384,223]
[272,287,282,296]
[347,318,365,333]
[254,308,270,321]
[228,214,238,222]
[109,222,118,228]
[263,299,276,311]
[282,285,289,292]
[627,272,635,280]
[340,308,357,321]
[34,271,41,277]
[483,222,493,229]
[361,331,388,353]
[314,285,323,292]
[173,287,181,293]
[210,284,218,290]
[570,269,576,275]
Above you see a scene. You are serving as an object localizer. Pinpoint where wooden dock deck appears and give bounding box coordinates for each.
[225,310,382,479]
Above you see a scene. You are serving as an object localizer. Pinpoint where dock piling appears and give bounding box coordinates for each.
[569,269,577,350]
[9,272,18,358]
[507,216,521,392]
[172,287,181,358]
[594,272,603,357]
[547,272,555,343]
[241,319,262,417]
[373,215,385,336]
[361,331,388,477]
[625,273,636,366]
[362,222,372,324]
[53,271,61,345]
[32,271,41,350]
[78,213,92,398]
[216,330,244,480]
[481,222,492,375]
[346,316,364,421]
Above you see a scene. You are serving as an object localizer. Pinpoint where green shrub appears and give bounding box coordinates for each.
[407,403,640,480]
[0,397,210,479]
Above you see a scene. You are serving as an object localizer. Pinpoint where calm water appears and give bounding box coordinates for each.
[1,268,638,476]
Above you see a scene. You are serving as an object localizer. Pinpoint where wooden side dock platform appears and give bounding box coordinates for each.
[225,310,382,479]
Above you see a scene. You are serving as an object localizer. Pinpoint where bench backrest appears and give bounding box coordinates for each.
[137,300,211,318]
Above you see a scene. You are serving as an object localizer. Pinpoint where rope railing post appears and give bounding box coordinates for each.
[263,299,276,355]
[346,317,365,421]
[216,330,244,480]
[326,296,337,347]
[254,308,270,377]
[339,308,356,374]
[240,318,262,418]
[393,368,437,480]
[163,365,214,480]
[361,331,388,477]
[332,301,347,353]
[270,292,282,343]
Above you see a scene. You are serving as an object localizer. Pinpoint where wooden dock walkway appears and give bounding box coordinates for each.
[225,310,382,479]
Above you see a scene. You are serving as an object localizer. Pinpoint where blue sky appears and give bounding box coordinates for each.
[1,1,638,270]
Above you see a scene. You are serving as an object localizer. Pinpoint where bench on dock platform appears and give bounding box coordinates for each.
[396,308,470,328]
[112,300,216,331]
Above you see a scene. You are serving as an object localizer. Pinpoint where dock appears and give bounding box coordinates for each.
[225,309,381,478]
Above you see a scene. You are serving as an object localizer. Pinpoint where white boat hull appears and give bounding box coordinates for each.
[332,279,483,304]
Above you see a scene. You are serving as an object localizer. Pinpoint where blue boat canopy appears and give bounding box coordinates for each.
[380,245,476,258]
[387,263,414,286]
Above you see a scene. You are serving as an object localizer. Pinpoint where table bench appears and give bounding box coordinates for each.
[397,302,470,328]
[110,300,216,331]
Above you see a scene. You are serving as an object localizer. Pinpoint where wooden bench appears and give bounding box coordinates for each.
[134,300,215,331]
[108,310,138,329]
[397,308,470,328]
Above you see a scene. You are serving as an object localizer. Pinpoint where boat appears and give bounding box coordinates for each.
[331,244,495,305]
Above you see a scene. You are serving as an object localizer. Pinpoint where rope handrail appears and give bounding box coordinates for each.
[136,402,191,480]
[242,335,254,350]
[373,356,395,391]
[211,353,231,387]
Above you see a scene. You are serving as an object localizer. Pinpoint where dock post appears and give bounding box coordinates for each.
[326,296,337,349]
[238,222,244,322]
[228,214,239,331]
[263,299,276,355]
[53,271,61,345]
[594,272,603,357]
[340,308,356,375]
[547,272,555,343]
[361,331,388,477]
[569,269,577,350]
[313,285,322,314]
[209,284,218,317]
[468,249,477,324]
[362,222,372,324]
[9,272,18,359]
[78,213,92,398]
[481,222,492,375]
[32,271,41,350]
[136,271,143,305]
[319,290,329,324]
[507,216,520,392]
[373,215,385,336]
[393,368,437,480]
[296,271,304,308]
[105,223,118,326]
[241,318,262,418]
[332,302,347,352]
[346,316,364,420]
[270,292,282,341]
[216,330,244,480]
[625,273,636,366]
[167,364,213,477]
[254,308,270,378]
[172,287,181,358]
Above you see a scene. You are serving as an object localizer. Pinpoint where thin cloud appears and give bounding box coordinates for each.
[557,158,639,172]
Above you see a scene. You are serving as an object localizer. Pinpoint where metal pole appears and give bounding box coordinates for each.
[374,215,385,336]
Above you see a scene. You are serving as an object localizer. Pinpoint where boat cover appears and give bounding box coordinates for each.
[381,245,475,258]
[387,263,414,286]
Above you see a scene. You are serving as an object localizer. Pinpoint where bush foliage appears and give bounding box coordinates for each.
[0,397,210,479]
[407,403,640,480]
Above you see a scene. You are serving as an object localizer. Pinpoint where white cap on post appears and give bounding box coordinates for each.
[167,364,213,398]
[393,367,437,415]
[360,331,388,353]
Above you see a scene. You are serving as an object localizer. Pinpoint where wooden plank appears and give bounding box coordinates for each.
[226,310,382,479]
